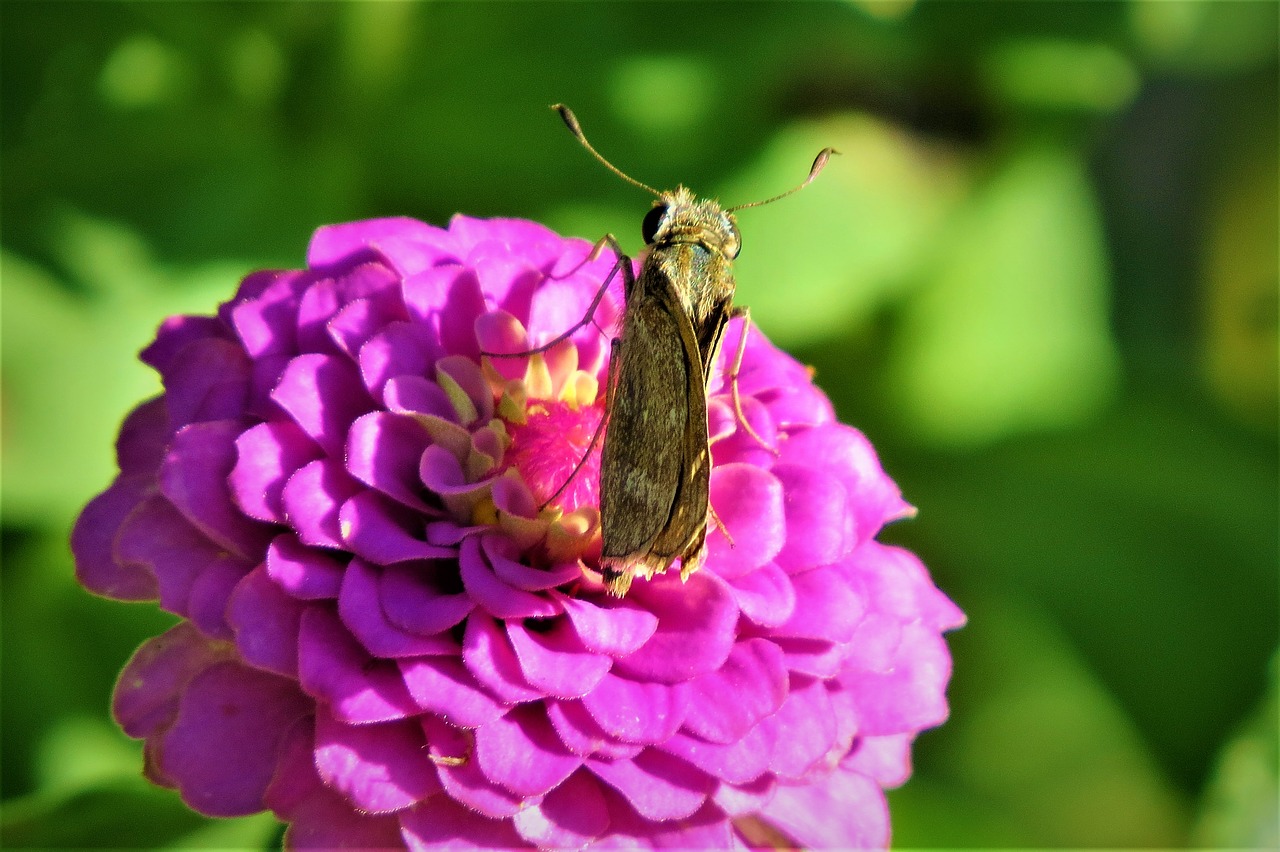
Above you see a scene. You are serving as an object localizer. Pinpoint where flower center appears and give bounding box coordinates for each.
[505,400,603,514]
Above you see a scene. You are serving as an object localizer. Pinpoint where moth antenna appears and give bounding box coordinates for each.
[725,147,840,213]
[552,104,662,198]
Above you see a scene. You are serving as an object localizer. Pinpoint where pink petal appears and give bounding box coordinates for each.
[230,420,320,523]
[846,621,954,735]
[403,264,486,359]
[280,459,362,549]
[358,321,442,403]
[298,606,418,723]
[72,476,159,601]
[658,725,770,785]
[556,594,659,657]
[586,748,713,821]
[773,564,863,644]
[270,353,373,458]
[307,217,458,275]
[400,794,525,849]
[613,571,739,684]
[844,733,915,788]
[760,676,837,780]
[380,562,475,637]
[314,708,441,813]
[228,271,307,359]
[227,564,304,677]
[512,769,610,848]
[545,699,643,760]
[420,716,523,818]
[339,559,459,658]
[340,490,454,564]
[757,766,889,849]
[459,536,560,619]
[265,534,344,600]
[772,464,854,572]
[399,656,508,729]
[580,672,689,745]
[506,618,612,699]
[474,704,583,797]
[726,563,795,628]
[680,638,788,744]
[112,623,234,739]
[157,660,310,817]
[703,464,785,580]
[159,420,274,560]
[346,411,433,510]
[461,614,543,704]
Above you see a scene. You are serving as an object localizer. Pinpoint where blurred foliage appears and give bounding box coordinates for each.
[2,1,1276,847]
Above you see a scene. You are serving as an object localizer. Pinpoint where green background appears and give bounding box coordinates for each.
[2,1,1276,847]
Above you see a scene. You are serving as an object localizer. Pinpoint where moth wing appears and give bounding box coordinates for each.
[645,295,728,570]
[599,281,691,566]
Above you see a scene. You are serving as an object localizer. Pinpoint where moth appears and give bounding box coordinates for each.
[494,105,833,596]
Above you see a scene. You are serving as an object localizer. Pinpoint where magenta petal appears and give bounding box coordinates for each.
[157,660,310,817]
[358,321,442,403]
[506,618,612,700]
[229,271,307,358]
[327,296,401,361]
[680,638,788,744]
[421,716,523,818]
[159,420,273,559]
[281,459,362,549]
[114,396,170,476]
[460,536,560,619]
[313,708,440,813]
[346,411,433,510]
[339,559,458,658]
[761,677,837,780]
[384,374,455,419]
[298,606,418,723]
[160,337,250,428]
[485,536,581,591]
[711,774,775,817]
[230,421,320,523]
[774,564,863,644]
[556,594,659,657]
[400,793,525,849]
[399,656,507,729]
[185,557,249,640]
[265,534,344,600]
[758,766,889,849]
[269,353,372,458]
[658,726,770,785]
[475,704,583,797]
[284,791,405,851]
[847,621,954,735]
[512,769,610,848]
[380,562,475,636]
[403,264,486,358]
[587,748,713,821]
[461,614,543,703]
[340,491,454,564]
[227,565,303,676]
[845,733,914,787]
[142,314,231,372]
[778,423,911,542]
[726,563,796,628]
[612,572,739,684]
[115,495,245,619]
[772,464,854,572]
[703,464,785,579]
[545,700,643,760]
[72,475,158,601]
[112,623,234,739]
[307,217,457,274]
[580,672,689,745]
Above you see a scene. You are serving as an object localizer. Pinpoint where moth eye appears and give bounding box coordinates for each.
[641,204,667,244]
[725,221,742,259]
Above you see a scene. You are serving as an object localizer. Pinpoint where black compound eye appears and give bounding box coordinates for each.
[641,204,667,244]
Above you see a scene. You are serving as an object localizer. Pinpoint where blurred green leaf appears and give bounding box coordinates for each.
[1193,651,1280,847]
[884,141,1120,447]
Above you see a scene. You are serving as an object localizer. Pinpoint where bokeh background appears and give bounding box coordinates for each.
[3,1,1276,847]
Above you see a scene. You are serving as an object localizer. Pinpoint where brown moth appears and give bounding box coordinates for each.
[548,105,835,596]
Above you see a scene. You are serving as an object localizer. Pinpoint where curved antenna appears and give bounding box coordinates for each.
[725,147,840,213]
[552,104,662,198]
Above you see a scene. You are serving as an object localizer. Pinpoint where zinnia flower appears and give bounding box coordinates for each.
[73,215,964,848]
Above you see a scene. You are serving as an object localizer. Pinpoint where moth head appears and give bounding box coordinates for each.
[643,192,742,260]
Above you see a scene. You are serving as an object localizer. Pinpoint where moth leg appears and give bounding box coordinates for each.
[725,305,779,455]
[480,234,630,358]
[537,337,622,511]
[707,501,735,546]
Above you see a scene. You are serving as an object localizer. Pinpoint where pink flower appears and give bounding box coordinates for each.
[73,215,964,848]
